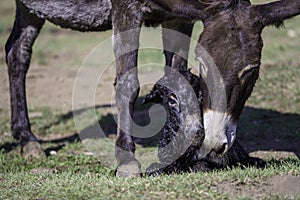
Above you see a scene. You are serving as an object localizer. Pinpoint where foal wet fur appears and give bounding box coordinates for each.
[144,56,265,176]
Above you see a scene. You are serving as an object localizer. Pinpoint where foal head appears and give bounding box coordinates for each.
[195,0,300,156]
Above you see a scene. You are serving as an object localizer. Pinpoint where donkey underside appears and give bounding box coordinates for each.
[17,0,113,31]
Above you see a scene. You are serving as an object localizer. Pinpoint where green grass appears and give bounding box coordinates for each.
[0,141,299,199]
[0,107,299,199]
[0,107,76,138]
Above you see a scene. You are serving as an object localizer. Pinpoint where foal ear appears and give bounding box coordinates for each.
[252,0,300,28]
[171,52,187,71]
[150,0,208,20]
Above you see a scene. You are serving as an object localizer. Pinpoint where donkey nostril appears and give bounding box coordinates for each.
[214,143,227,154]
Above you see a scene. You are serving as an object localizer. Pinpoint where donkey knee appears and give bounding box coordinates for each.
[6,3,44,74]
[115,72,140,106]
[6,26,42,74]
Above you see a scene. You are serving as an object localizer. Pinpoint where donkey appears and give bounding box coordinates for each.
[5,0,300,177]
[121,0,300,176]
[5,0,206,177]
[143,55,205,175]
[123,0,300,177]
[145,0,300,175]
[193,0,300,159]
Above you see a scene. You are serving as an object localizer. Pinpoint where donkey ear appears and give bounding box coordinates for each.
[252,1,300,28]
[150,0,208,21]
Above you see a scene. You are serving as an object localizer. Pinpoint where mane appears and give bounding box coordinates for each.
[200,0,247,12]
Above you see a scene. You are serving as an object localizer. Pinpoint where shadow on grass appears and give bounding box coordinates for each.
[78,97,161,147]
[40,104,113,132]
[77,104,300,155]
[238,107,300,158]
[0,141,19,153]
[1,101,300,159]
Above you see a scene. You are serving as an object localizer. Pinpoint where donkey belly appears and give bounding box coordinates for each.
[19,0,112,31]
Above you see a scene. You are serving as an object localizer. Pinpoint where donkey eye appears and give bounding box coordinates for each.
[238,64,259,81]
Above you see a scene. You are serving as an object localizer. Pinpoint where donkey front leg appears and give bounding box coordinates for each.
[112,0,143,177]
[5,2,45,158]
[162,19,195,73]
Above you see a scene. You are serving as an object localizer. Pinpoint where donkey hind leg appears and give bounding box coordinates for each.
[5,2,45,159]
[112,0,143,177]
[162,19,194,73]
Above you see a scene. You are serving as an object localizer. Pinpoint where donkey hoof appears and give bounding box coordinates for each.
[116,160,141,177]
[21,141,45,159]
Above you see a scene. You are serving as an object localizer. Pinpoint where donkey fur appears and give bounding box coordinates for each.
[19,0,112,31]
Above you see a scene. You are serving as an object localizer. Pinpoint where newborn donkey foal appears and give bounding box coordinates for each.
[144,57,204,175]
[144,55,264,176]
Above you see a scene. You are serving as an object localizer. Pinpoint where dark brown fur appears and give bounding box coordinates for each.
[194,0,300,156]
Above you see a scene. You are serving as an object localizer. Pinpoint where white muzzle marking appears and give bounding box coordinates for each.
[198,110,237,158]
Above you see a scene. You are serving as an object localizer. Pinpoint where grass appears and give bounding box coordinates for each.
[0,0,300,199]
[0,141,299,199]
[1,107,299,199]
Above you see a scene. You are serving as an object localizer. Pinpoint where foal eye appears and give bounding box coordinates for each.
[168,95,179,107]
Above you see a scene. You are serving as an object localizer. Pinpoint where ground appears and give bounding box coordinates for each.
[0,0,300,199]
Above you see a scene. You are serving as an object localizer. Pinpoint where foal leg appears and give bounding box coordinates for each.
[111,0,143,177]
[5,2,45,158]
[162,19,195,73]
[193,140,266,171]
[225,140,266,168]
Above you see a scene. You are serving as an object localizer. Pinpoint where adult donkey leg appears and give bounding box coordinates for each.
[5,2,45,158]
[112,0,143,177]
[162,19,194,73]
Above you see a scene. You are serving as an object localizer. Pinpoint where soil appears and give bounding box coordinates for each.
[0,64,299,198]
[215,174,300,199]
